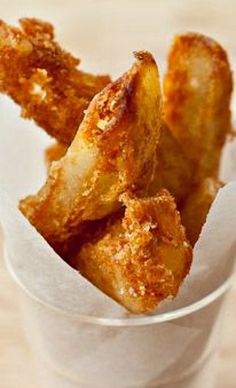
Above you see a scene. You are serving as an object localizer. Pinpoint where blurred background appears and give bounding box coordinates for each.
[0,0,236,79]
[0,0,236,386]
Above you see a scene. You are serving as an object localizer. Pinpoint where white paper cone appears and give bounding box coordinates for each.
[0,95,235,387]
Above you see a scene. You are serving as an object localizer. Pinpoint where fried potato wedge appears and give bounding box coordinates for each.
[75,190,192,314]
[0,18,110,144]
[45,142,67,170]
[164,33,232,183]
[181,178,223,245]
[44,120,192,207]
[19,51,162,247]
[45,125,192,204]
[44,126,193,206]
[149,124,192,203]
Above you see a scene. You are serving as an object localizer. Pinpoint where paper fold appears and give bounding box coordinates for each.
[1,95,236,319]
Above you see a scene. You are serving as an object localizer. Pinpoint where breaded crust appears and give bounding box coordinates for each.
[76,190,192,314]
[45,142,67,170]
[181,178,223,245]
[164,33,232,183]
[0,18,110,144]
[19,51,162,248]
[149,124,192,203]
[45,126,193,206]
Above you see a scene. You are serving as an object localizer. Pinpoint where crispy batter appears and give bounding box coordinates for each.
[45,126,193,205]
[164,33,232,184]
[149,124,192,203]
[19,51,162,248]
[0,18,111,144]
[45,142,67,169]
[11,27,231,313]
[181,178,223,245]
[75,190,192,314]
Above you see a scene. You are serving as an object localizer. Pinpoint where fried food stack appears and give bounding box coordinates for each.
[0,19,232,313]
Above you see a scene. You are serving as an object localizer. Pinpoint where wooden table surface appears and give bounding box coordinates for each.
[1,1,236,386]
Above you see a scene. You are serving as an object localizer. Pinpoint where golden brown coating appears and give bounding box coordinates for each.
[75,190,192,314]
[149,124,192,203]
[45,125,192,205]
[19,51,162,248]
[10,26,230,313]
[164,33,232,184]
[181,178,223,245]
[45,142,67,169]
[42,123,193,207]
[0,18,111,144]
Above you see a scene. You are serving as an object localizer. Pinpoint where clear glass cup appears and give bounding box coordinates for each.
[5,248,234,388]
[1,2,236,387]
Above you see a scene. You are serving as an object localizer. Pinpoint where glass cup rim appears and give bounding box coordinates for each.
[4,247,235,327]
